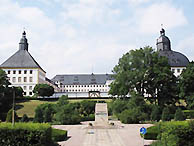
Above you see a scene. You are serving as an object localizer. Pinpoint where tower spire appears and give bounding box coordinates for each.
[19,31,28,51]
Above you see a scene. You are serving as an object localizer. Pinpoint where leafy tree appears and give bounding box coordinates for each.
[109,46,178,107]
[174,108,186,121]
[179,62,194,109]
[15,87,24,98]
[33,84,54,97]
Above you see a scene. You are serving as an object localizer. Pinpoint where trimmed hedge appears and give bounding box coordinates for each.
[52,128,68,142]
[144,121,188,140]
[144,126,159,140]
[0,122,53,146]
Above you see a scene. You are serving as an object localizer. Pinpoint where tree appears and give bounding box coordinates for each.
[109,46,178,107]
[179,62,194,109]
[33,84,54,97]
[0,69,12,120]
[6,108,18,122]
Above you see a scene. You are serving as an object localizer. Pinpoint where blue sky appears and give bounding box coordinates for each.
[0,0,194,78]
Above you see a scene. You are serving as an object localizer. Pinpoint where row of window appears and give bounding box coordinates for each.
[7,70,33,74]
[171,68,182,73]
[11,77,33,83]
[23,86,33,90]
[23,91,33,96]
[61,84,108,88]
[66,89,108,92]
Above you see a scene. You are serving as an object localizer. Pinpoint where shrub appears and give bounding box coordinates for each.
[21,114,29,122]
[150,105,161,121]
[162,107,171,121]
[119,108,148,124]
[34,103,56,123]
[6,109,18,123]
[174,108,186,121]
[52,128,67,142]
[0,122,53,146]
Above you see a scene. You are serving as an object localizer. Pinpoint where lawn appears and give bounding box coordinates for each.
[16,100,57,118]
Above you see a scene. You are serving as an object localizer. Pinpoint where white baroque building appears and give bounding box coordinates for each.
[0,31,47,96]
[51,74,114,98]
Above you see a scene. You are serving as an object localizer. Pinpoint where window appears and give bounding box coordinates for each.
[29,77,33,82]
[29,86,32,90]
[177,69,180,73]
[18,77,21,82]
[24,77,27,82]
[23,92,26,95]
[30,70,33,74]
[24,70,27,74]
[8,70,10,74]
[12,77,16,82]
[23,86,27,90]
[19,70,21,74]
[172,69,175,73]
[13,70,16,74]
[29,92,33,95]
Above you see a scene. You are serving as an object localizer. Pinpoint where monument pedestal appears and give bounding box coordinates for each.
[94,103,109,127]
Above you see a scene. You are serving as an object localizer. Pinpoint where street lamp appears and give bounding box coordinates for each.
[12,87,15,126]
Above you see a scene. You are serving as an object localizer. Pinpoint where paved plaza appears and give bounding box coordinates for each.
[53,121,154,146]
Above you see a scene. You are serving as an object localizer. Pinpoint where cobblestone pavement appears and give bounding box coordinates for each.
[52,121,154,146]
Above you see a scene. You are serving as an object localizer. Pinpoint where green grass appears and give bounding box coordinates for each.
[16,100,57,118]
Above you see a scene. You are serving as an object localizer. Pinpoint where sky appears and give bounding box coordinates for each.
[0,0,194,78]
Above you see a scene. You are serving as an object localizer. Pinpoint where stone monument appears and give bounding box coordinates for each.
[94,103,108,126]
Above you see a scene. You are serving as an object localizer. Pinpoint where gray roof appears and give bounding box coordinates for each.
[51,74,114,85]
[0,31,45,72]
[159,50,189,67]
[156,28,189,67]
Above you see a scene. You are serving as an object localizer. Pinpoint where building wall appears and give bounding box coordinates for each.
[171,67,186,77]
[2,68,45,96]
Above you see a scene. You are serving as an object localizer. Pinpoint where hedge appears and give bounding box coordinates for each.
[183,110,194,119]
[143,121,188,140]
[144,126,159,140]
[52,128,68,142]
[0,122,53,146]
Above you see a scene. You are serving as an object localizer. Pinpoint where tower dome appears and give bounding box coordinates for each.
[156,28,171,51]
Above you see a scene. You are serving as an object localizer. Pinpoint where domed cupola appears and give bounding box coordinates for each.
[156,28,171,51]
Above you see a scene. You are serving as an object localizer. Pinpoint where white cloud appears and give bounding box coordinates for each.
[175,35,194,61]
[138,3,187,34]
